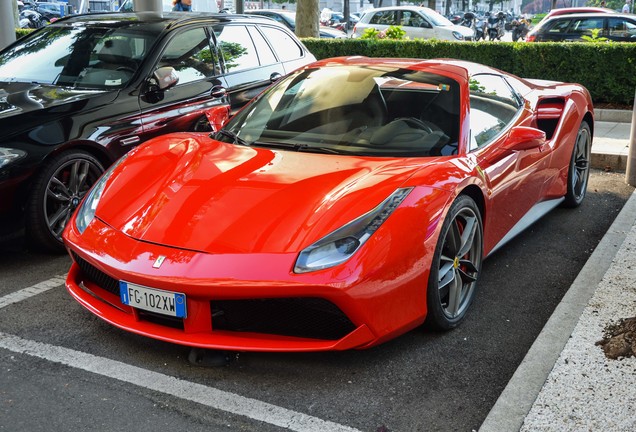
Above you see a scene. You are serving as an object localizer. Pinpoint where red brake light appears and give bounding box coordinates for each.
[526,34,536,42]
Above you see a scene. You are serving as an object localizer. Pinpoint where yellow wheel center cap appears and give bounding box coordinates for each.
[453,257,460,269]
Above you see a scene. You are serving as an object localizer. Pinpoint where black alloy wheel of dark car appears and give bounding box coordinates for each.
[426,195,483,330]
[26,151,105,252]
[563,121,591,207]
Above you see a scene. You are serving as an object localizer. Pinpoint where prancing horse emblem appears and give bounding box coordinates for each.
[153,256,166,269]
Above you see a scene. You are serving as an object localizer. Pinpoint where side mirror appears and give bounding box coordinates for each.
[420,21,432,29]
[152,66,179,91]
[503,126,546,151]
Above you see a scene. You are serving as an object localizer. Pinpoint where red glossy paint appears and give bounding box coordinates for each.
[63,58,593,351]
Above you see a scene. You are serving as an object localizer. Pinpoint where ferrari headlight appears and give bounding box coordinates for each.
[75,155,127,234]
[0,148,27,169]
[294,188,413,273]
[452,31,465,40]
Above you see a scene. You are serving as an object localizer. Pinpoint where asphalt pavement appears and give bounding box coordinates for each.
[481,109,636,431]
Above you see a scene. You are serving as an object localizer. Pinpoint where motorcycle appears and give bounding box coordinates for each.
[19,10,44,28]
[460,12,484,41]
[487,12,506,41]
[511,17,531,42]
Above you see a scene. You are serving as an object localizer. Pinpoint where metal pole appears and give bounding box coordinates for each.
[0,0,17,51]
[626,88,636,187]
[132,0,162,11]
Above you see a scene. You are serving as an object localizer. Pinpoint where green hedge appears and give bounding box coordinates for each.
[302,38,636,106]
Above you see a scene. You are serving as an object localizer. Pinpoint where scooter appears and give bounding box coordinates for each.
[19,10,44,28]
[460,12,484,41]
[487,12,506,41]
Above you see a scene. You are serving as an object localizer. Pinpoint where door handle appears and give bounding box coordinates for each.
[210,85,227,99]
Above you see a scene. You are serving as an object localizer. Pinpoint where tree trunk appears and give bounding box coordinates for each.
[296,0,320,38]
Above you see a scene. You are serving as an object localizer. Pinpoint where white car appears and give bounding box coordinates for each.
[352,6,474,41]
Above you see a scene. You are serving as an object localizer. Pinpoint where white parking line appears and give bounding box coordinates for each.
[0,275,66,310]
[0,279,362,432]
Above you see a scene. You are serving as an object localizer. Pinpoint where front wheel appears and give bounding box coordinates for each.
[562,121,591,208]
[26,150,105,252]
[425,195,483,330]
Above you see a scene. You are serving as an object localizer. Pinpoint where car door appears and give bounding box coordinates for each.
[367,9,398,34]
[468,74,552,250]
[137,25,229,143]
[399,10,436,39]
[212,24,286,112]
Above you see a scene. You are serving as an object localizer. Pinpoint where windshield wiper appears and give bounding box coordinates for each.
[214,129,249,146]
[252,141,343,154]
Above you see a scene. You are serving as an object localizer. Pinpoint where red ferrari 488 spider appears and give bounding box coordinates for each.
[63,57,593,352]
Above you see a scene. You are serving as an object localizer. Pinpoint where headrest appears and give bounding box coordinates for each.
[98,39,132,64]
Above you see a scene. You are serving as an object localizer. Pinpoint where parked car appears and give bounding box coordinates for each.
[247,9,348,38]
[536,6,615,25]
[527,12,636,42]
[35,1,65,22]
[0,12,315,252]
[64,57,593,351]
[352,6,474,40]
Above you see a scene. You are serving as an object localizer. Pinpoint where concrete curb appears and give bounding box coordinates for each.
[595,109,632,123]
[479,189,636,432]
[591,153,627,172]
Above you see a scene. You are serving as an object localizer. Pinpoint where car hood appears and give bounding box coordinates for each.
[446,24,474,37]
[0,81,111,123]
[96,133,430,254]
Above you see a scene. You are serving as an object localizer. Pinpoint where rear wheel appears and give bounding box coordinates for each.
[26,150,104,252]
[563,121,591,207]
[426,195,483,330]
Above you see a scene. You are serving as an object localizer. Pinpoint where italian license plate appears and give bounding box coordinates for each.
[119,281,186,318]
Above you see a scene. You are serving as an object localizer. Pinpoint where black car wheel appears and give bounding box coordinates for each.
[26,151,104,252]
[426,195,483,330]
[563,121,591,208]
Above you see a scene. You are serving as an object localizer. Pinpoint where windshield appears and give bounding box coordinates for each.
[422,8,454,26]
[223,65,460,157]
[0,24,155,89]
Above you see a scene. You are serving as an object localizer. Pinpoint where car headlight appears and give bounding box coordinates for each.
[0,148,27,169]
[294,188,413,273]
[75,155,127,234]
[452,31,465,40]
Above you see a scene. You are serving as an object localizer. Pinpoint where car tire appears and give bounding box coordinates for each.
[425,195,483,330]
[26,150,105,253]
[562,120,591,208]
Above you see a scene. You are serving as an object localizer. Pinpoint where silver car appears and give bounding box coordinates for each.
[352,6,474,41]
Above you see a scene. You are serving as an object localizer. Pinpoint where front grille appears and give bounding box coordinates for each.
[72,252,119,296]
[211,298,356,340]
[137,310,184,330]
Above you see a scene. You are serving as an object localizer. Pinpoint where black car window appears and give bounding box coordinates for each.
[570,17,605,35]
[214,25,260,73]
[546,18,572,33]
[469,74,521,149]
[246,26,277,65]
[608,17,636,37]
[158,27,219,85]
[370,10,398,26]
[258,26,303,62]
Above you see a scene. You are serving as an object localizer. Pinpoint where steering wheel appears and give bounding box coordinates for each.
[116,66,136,74]
[398,117,434,133]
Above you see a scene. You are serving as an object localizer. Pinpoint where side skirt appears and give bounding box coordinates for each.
[487,197,565,257]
